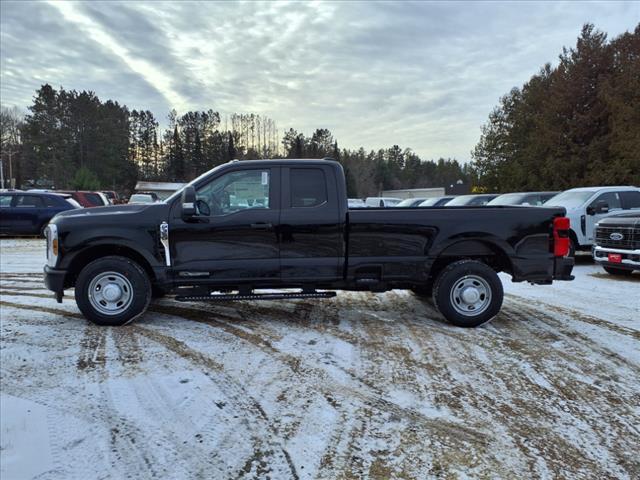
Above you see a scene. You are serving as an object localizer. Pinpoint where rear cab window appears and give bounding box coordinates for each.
[620,191,640,209]
[290,168,327,208]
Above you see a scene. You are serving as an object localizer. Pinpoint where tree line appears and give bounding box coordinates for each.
[0,88,470,197]
[472,23,640,191]
[1,23,637,197]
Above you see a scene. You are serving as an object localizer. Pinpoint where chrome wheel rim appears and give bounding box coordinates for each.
[88,271,133,316]
[450,275,491,316]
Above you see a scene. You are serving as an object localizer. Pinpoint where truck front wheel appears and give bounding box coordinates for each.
[75,255,152,326]
[432,259,503,328]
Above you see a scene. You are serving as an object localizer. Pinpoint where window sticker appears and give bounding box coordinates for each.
[261,171,269,186]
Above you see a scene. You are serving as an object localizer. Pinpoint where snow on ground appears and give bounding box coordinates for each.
[1,238,639,479]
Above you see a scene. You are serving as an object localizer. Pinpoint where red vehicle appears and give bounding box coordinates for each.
[102,191,122,205]
[57,191,108,208]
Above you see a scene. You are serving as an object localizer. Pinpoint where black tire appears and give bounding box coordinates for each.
[75,255,152,326]
[603,266,633,276]
[568,238,576,258]
[432,259,503,328]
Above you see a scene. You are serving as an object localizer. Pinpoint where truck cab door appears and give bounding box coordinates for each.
[170,166,281,285]
[279,165,344,282]
[585,192,623,243]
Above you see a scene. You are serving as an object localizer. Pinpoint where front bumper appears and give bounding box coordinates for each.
[44,265,66,303]
[554,256,575,281]
[593,246,640,271]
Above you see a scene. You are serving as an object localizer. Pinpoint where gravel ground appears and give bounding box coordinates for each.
[1,238,639,479]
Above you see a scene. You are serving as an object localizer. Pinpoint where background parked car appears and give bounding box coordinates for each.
[57,190,109,208]
[364,197,402,207]
[443,194,499,206]
[543,186,640,255]
[348,198,366,208]
[128,193,158,204]
[395,197,429,207]
[0,191,79,236]
[592,212,639,276]
[102,191,121,204]
[136,191,160,202]
[419,196,456,207]
[487,191,558,206]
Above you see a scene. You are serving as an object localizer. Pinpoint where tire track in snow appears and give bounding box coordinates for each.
[148,303,488,443]
[133,323,300,480]
[508,293,640,339]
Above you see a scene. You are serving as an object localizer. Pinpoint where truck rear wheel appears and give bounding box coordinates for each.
[433,259,503,328]
[75,255,151,326]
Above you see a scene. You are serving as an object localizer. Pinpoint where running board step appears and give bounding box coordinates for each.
[175,291,337,302]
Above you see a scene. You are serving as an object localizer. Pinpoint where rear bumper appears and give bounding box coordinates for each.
[553,256,575,281]
[44,265,66,303]
[593,246,640,271]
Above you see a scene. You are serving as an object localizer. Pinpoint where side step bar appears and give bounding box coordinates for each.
[175,291,337,302]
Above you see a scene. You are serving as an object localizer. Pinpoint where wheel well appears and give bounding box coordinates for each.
[65,245,155,288]
[428,241,512,284]
[568,229,579,247]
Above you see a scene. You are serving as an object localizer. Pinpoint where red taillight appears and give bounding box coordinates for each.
[553,217,570,257]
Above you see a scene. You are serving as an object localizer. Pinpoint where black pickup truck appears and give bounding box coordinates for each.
[44,159,574,328]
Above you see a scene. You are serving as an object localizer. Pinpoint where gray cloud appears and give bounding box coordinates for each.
[1,0,637,160]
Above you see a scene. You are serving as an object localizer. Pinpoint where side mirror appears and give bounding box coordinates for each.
[181,186,196,218]
[589,201,609,215]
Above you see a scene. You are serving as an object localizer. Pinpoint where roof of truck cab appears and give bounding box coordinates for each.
[566,186,638,192]
[227,158,339,167]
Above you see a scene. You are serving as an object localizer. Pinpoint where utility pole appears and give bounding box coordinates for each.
[7,150,14,188]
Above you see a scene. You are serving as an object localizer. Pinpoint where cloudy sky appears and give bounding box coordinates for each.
[1,1,637,160]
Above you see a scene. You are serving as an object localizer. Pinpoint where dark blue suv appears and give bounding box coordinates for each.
[0,191,79,236]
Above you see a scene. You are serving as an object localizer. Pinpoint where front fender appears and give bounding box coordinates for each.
[58,227,163,270]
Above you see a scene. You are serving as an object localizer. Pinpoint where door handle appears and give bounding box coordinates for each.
[250,222,273,230]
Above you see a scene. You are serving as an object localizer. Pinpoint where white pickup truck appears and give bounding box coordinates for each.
[544,186,640,255]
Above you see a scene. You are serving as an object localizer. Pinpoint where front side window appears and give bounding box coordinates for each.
[0,195,12,207]
[196,169,270,215]
[589,192,621,210]
[291,168,327,208]
[16,195,44,207]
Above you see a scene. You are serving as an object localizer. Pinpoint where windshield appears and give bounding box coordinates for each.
[544,191,593,208]
[444,195,479,206]
[487,193,525,206]
[130,194,153,203]
[396,198,423,207]
[420,197,447,206]
[165,164,227,203]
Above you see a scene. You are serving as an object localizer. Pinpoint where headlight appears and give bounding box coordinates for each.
[45,224,59,267]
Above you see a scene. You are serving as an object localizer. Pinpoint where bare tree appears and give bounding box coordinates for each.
[0,105,24,188]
